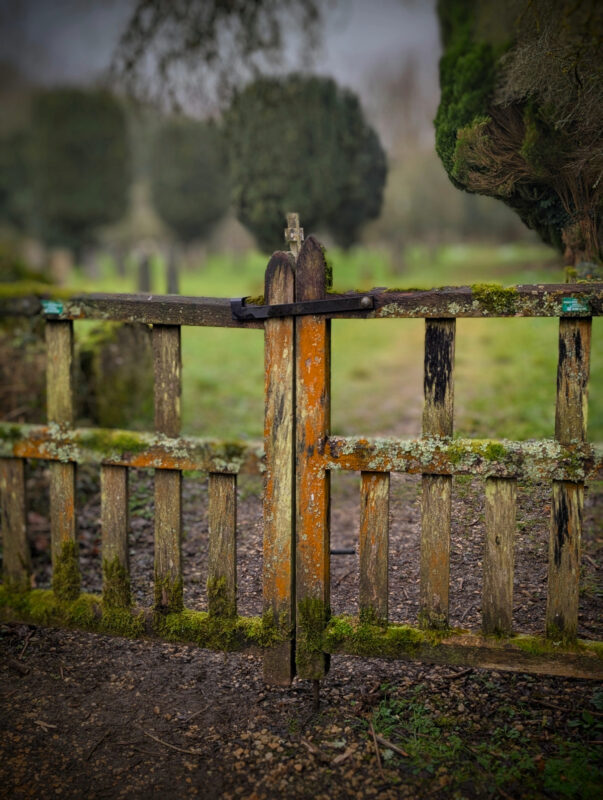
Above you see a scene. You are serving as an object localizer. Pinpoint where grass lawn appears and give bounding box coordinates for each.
[70,242,602,443]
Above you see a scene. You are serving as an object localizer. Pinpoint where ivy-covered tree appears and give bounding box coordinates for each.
[435,0,602,269]
[30,88,130,255]
[223,74,387,251]
[149,117,230,242]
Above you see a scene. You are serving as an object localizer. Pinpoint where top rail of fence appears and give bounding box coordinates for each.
[1,283,602,325]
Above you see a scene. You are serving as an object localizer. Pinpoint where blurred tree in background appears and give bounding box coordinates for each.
[149,117,230,242]
[0,130,31,234]
[223,74,387,251]
[29,88,130,256]
[435,0,602,268]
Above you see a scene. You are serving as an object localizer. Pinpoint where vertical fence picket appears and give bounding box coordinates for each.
[208,473,237,617]
[482,477,516,634]
[101,465,130,608]
[0,458,31,590]
[46,320,79,601]
[420,319,455,628]
[263,252,296,684]
[359,472,389,624]
[295,236,331,680]
[153,324,183,612]
[547,318,591,640]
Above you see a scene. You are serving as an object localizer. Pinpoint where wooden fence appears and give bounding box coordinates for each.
[1,224,602,685]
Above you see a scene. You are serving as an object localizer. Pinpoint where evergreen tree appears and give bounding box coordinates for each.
[435,0,602,268]
[30,88,130,255]
[223,74,387,251]
[149,117,230,242]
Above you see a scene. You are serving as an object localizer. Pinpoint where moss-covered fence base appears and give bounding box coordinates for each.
[1,588,600,680]
[0,587,284,652]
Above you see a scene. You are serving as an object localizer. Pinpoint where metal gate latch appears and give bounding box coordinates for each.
[231,295,374,321]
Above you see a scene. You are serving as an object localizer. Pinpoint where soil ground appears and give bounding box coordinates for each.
[1,466,601,798]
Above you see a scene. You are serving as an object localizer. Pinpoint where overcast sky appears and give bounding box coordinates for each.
[0,0,440,104]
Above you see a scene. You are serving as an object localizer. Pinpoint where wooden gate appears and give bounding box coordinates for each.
[1,222,602,684]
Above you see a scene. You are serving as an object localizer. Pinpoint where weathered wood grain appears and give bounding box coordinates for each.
[359,472,389,624]
[555,318,591,443]
[2,424,601,481]
[295,236,331,680]
[101,465,130,608]
[263,252,296,685]
[420,319,454,629]
[3,284,601,323]
[0,458,31,589]
[547,317,591,641]
[208,473,237,618]
[153,324,183,612]
[46,320,79,600]
[482,478,516,634]
[323,436,602,481]
[546,481,582,640]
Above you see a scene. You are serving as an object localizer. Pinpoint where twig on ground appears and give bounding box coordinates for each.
[445,668,473,680]
[8,658,30,676]
[460,604,475,622]
[334,569,354,587]
[183,705,209,723]
[369,722,385,779]
[375,734,409,758]
[34,719,57,731]
[19,629,34,660]
[332,746,355,766]
[143,730,202,755]
[86,730,110,761]
[583,554,598,569]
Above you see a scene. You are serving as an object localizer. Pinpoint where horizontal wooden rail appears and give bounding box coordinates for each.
[0,423,263,474]
[1,283,601,323]
[324,436,603,481]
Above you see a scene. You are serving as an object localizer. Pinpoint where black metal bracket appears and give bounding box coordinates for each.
[231,294,374,321]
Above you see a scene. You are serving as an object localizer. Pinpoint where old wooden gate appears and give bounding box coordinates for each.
[1,222,602,684]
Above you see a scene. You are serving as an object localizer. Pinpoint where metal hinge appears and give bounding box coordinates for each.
[230,295,374,321]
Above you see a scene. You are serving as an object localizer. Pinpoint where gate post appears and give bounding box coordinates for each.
[295,236,331,680]
[263,251,297,684]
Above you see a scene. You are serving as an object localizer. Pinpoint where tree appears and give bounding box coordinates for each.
[149,117,230,242]
[112,0,324,112]
[223,74,387,251]
[30,88,130,255]
[435,0,602,267]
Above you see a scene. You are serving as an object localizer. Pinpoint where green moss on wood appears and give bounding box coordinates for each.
[52,540,81,603]
[154,573,183,613]
[324,615,447,657]
[471,283,518,315]
[102,556,131,609]
[154,608,283,651]
[207,575,236,619]
[245,295,265,306]
[0,282,76,299]
[80,430,148,457]
[296,596,329,678]
[418,608,449,632]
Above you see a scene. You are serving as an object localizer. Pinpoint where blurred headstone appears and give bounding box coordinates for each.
[166,246,179,294]
[138,254,152,293]
[48,248,73,286]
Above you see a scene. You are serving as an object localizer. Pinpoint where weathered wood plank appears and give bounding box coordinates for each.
[2,284,601,322]
[547,317,591,641]
[419,475,451,629]
[0,458,31,590]
[153,324,183,612]
[1,595,600,680]
[208,473,237,618]
[46,320,79,602]
[322,617,602,680]
[3,424,601,482]
[323,436,602,481]
[555,318,591,443]
[359,472,389,625]
[483,478,516,635]
[263,251,296,685]
[546,481,582,640]
[295,236,331,680]
[101,465,130,608]
[420,319,454,630]
[0,423,264,474]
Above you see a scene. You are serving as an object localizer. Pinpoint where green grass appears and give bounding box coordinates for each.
[370,683,603,799]
[65,243,602,442]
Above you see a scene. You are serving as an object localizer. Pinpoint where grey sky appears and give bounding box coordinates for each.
[0,0,440,143]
